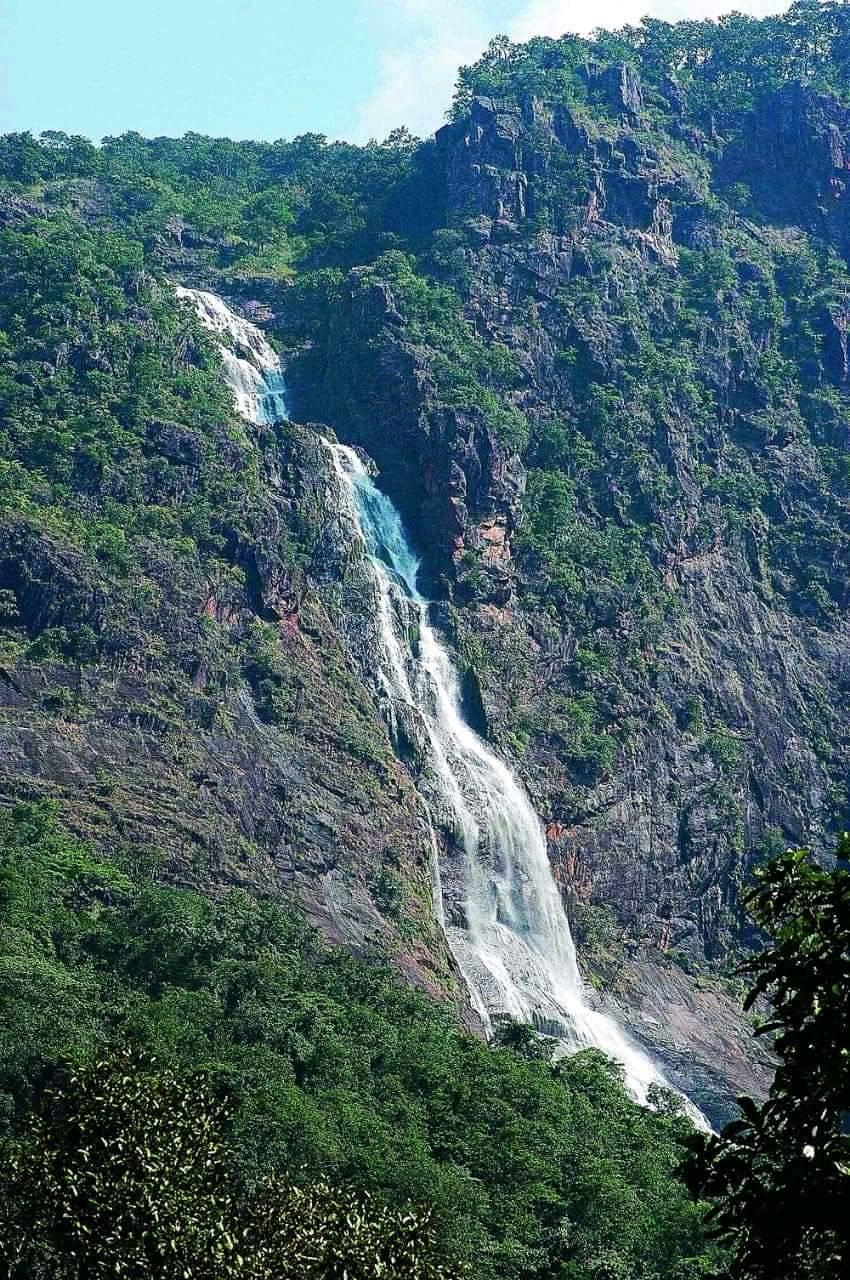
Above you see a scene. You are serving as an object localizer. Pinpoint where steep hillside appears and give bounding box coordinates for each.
[0,802,721,1280]
[283,6,850,1110]
[1,2,849,1127]
[0,198,452,997]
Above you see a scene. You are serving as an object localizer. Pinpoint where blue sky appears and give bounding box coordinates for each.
[0,1,788,144]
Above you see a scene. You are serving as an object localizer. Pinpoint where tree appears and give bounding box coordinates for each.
[493,1019,554,1060]
[0,1049,246,1279]
[244,1179,456,1280]
[681,833,850,1279]
[0,1049,459,1280]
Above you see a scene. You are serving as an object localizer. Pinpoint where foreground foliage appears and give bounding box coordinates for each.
[0,1049,454,1280]
[682,834,850,1279]
[0,803,716,1280]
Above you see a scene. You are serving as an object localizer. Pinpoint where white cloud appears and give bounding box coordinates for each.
[354,0,790,142]
[509,0,786,41]
[354,1,492,142]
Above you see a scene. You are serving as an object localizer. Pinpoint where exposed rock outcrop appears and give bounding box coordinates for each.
[0,421,453,999]
[721,82,850,257]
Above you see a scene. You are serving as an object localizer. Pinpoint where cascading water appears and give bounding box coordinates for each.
[176,287,288,425]
[178,286,703,1118]
[326,445,670,1104]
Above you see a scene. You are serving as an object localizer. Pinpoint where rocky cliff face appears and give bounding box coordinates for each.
[285,68,850,1118]
[0,297,452,998]
[721,82,850,258]
[297,263,525,601]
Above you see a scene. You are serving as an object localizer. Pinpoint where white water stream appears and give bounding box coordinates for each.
[178,286,699,1114]
[176,287,289,425]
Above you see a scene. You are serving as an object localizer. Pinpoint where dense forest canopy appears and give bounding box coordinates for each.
[454,0,850,125]
[0,803,715,1279]
[0,126,421,277]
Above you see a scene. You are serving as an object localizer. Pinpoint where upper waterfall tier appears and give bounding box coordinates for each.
[177,287,288,425]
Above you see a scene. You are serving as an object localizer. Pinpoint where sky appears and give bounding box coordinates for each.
[0,0,789,145]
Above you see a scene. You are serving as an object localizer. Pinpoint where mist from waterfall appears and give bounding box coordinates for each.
[177,285,700,1116]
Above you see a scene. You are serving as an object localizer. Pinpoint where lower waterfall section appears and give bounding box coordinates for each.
[177,285,703,1120]
[325,444,669,1106]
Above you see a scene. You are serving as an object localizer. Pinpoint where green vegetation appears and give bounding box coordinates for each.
[453,2,850,130]
[703,726,744,773]
[0,208,264,653]
[366,251,530,451]
[683,833,850,1279]
[0,1048,455,1280]
[0,802,716,1280]
[0,128,420,275]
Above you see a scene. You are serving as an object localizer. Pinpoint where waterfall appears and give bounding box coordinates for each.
[178,285,703,1119]
[325,445,670,1104]
[176,287,288,425]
